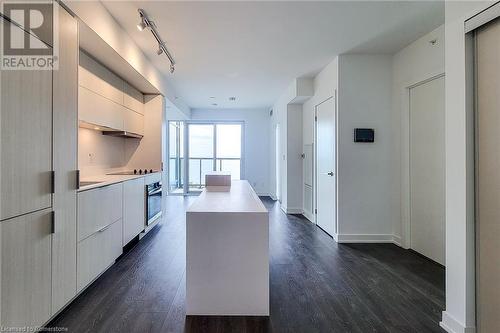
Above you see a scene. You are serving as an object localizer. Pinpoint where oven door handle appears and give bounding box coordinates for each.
[148,188,162,196]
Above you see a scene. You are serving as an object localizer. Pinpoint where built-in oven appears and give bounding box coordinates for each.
[146,181,162,226]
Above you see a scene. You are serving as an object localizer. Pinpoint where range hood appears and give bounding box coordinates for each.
[79,120,143,139]
[102,131,143,139]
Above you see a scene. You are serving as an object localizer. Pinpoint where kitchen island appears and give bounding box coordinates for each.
[186,180,269,316]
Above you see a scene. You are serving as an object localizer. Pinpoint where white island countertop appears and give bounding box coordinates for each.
[186,180,269,316]
[187,180,267,213]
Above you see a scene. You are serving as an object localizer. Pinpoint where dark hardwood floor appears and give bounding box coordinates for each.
[49,196,445,333]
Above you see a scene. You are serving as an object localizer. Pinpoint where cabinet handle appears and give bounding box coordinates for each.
[76,169,80,190]
[51,171,55,194]
[97,224,112,233]
[51,211,56,234]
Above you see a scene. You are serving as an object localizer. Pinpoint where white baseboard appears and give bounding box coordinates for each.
[285,207,303,214]
[256,192,270,197]
[337,233,402,245]
[270,194,277,201]
[440,311,475,333]
[279,204,303,215]
[303,210,314,222]
[392,235,403,247]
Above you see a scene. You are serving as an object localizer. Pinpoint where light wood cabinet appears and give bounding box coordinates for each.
[77,183,124,292]
[79,51,123,105]
[51,7,78,315]
[79,86,124,130]
[77,183,123,242]
[1,209,52,327]
[77,219,122,292]
[0,6,79,327]
[123,178,145,245]
[124,109,145,136]
[0,19,53,221]
[123,81,144,114]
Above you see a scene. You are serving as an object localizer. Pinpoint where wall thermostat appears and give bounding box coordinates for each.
[354,128,374,142]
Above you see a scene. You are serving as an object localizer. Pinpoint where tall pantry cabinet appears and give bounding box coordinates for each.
[0,4,78,327]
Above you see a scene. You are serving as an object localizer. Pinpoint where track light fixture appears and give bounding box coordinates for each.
[137,8,176,73]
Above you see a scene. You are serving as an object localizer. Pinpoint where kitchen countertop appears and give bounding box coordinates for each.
[187,180,267,213]
[78,172,161,192]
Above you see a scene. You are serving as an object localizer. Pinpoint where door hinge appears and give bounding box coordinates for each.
[315,116,317,121]
[315,208,317,214]
[50,171,55,194]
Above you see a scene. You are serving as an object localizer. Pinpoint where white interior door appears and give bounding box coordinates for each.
[275,124,280,201]
[409,75,445,265]
[315,97,336,236]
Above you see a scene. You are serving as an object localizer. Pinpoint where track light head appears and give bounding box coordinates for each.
[137,20,147,31]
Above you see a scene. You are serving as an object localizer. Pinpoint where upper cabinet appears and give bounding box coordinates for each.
[79,86,125,130]
[78,50,145,136]
[0,18,53,221]
[123,81,144,114]
[79,51,123,105]
[124,108,145,136]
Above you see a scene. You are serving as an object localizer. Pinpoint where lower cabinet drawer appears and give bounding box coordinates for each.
[77,219,123,292]
[77,183,123,242]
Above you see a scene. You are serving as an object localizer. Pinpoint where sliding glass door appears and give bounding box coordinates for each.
[188,124,215,192]
[179,122,243,194]
[168,121,243,194]
[168,121,184,194]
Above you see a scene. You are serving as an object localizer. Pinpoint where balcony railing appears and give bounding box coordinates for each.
[169,157,241,191]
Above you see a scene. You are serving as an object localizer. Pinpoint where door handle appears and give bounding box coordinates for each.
[97,224,112,233]
[327,171,334,176]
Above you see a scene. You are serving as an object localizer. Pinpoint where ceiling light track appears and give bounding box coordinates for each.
[137,8,176,73]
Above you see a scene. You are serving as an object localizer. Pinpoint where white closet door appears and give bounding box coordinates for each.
[409,75,445,265]
[315,97,336,236]
[476,18,500,333]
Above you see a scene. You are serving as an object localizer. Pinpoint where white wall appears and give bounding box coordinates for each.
[78,127,126,178]
[392,25,445,246]
[270,80,310,211]
[336,54,396,241]
[301,58,338,221]
[190,108,271,195]
[270,97,288,205]
[303,58,339,146]
[298,33,445,243]
[442,2,492,333]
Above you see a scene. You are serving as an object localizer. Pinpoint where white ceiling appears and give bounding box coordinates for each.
[102,1,444,110]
